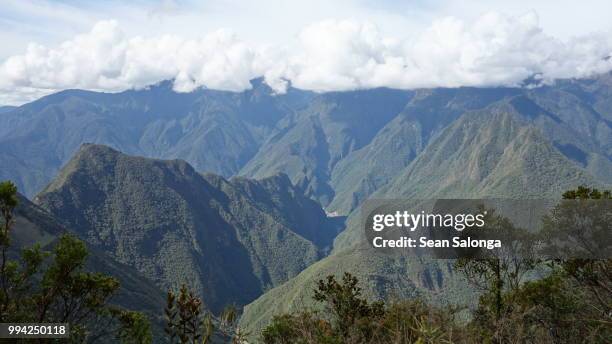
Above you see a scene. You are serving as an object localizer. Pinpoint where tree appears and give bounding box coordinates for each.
[540,186,612,341]
[0,180,18,321]
[164,284,244,344]
[454,208,538,323]
[455,186,612,343]
[313,272,384,339]
[165,284,204,344]
[261,312,336,344]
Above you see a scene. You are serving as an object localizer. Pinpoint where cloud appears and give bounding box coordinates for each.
[0,20,271,103]
[1,12,612,104]
[274,12,612,92]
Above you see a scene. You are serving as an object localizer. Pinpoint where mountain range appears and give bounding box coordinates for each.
[1,72,611,340]
[1,76,610,209]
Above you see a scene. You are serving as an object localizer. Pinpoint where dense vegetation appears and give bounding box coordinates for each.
[0,180,151,343]
[3,73,610,341]
[35,144,341,312]
[1,180,251,343]
[2,172,611,344]
[259,187,611,344]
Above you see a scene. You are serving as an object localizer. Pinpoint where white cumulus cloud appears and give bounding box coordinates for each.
[0,20,271,103]
[1,12,612,104]
[273,12,612,92]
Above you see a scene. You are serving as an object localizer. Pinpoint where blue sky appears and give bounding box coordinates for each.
[3,0,611,60]
[1,0,612,104]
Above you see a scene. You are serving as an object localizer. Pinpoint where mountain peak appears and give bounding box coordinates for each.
[35,147,338,311]
[40,143,198,196]
[78,142,121,155]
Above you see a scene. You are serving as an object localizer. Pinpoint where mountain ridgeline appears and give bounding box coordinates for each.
[238,98,605,336]
[1,72,612,340]
[1,76,611,213]
[33,144,341,312]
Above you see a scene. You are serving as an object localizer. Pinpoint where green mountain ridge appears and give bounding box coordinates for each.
[327,87,522,215]
[1,73,611,342]
[238,98,607,339]
[34,144,340,312]
[238,88,412,205]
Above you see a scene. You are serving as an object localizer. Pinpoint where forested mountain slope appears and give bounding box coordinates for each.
[10,193,166,333]
[34,144,340,311]
[239,94,608,337]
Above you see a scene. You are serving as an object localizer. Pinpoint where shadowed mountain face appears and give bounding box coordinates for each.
[239,88,413,205]
[0,79,313,197]
[34,144,341,312]
[9,194,166,334]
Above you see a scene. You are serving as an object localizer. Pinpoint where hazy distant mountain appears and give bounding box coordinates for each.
[0,79,312,197]
[239,88,412,205]
[34,144,340,311]
[333,99,601,250]
[524,87,612,183]
[2,76,610,207]
[0,106,16,113]
[326,87,521,214]
[378,101,597,197]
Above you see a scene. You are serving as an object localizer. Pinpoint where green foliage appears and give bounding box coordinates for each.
[0,180,21,321]
[0,180,152,343]
[381,299,462,344]
[454,208,539,321]
[165,284,246,344]
[313,273,385,338]
[0,181,18,241]
[262,273,461,344]
[543,187,611,331]
[546,187,611,342]
[262,313,338,344]
[37,144,336,312]
[261,186,612,343]
[456,186,612,343]
[165,284,204,344]
[112,309,153,344]
[562,186,611,199]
